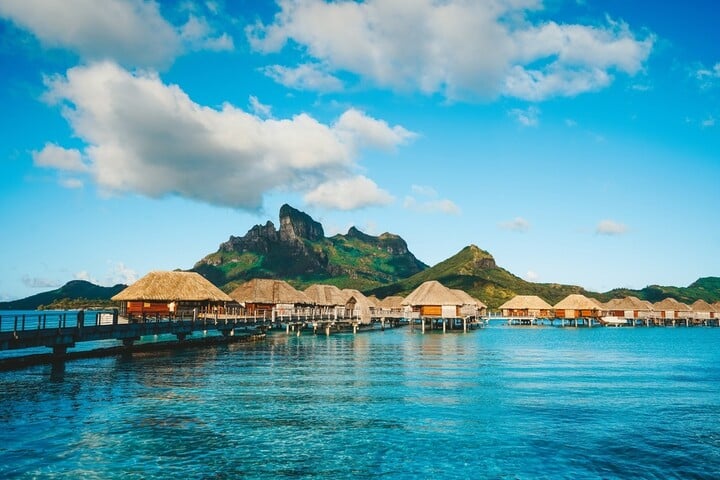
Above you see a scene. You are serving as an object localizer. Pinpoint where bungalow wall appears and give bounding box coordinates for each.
[126,301,170,316]
[419,305,460,317]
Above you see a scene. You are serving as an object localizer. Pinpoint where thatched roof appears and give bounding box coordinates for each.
[112,271,232,302]
[553,294,602,310]
[499,295,552,310]
[366,295,381,307]
[341,288,372,306]
[304,284,345,306]
[402,281,462,306]
[229,279,311,305]
[378,295,405,309]
[653,298,692,312]
[451,289,486,308]
[691,299,717,313]
[604,296,654,311]
[713,302,720,312]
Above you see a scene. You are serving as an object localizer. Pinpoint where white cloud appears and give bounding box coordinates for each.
[565,118,578,127]
[249,95,272,118]
[596,219,627,235]
[525,270,539,282]
[261,63,344,92]
[74,270,97,283]
[500,217,530,232]
[304,175,394,210]
[509,106,539,127]
[105,261,138,286]
[334,108,416,150]
[695,62,720,89]
[248,0,653,101]
[403,184,460,215]
[0,0,232,68]
[701,116,716,128]
[32,143,88,172]
[41,62,413,210]
[180,15,234,52]
[403,196,460,215]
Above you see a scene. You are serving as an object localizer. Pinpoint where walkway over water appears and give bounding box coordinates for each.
[0,308,420,357]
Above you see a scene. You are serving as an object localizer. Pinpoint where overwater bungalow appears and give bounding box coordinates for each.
[652,298,692,326]
[403,281,476,332]
[228,279,311,318]
[112,271,233,320]
[304,284,345,307]
[690,300,717,325]
[601,296,654,326]
[451,289,487,317]
[553,294,603,326]
[340,289,374,324]
[378,295,405,311]
[498,295,553,319]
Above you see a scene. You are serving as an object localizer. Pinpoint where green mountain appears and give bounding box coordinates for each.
[193,204,428,292]
[366,244,590,308]
[598,277,720,304]
[0,280,127,310]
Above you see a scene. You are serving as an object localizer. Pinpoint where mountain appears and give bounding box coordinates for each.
[0,280,127,310]
[193,204,428,291]
[598,277,720,304]
[366,244,590,308]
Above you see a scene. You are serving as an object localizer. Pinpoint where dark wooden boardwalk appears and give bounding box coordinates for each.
[0,310,270,355]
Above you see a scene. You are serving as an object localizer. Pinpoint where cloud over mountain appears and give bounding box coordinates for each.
[40,61,413,210]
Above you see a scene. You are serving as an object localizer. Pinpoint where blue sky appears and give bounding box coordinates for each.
[0,0,718,301]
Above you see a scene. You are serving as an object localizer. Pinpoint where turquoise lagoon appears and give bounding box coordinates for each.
[1,326,719,479]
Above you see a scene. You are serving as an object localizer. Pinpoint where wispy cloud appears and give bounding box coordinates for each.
[525,270,539,282]
[21,275,61,289]
[500,217,530,232]
[695,62,720,89]
[261,63,343,93]
[248,95,272,118]
[403,184,460,215]
[509,106,540,127]
[596,219,628,235]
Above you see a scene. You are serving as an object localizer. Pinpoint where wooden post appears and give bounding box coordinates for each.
[421,318,425,334]
[326,325,331,336]
[443,318,446,333]
[463,317,467,333]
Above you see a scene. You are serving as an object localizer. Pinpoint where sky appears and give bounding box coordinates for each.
[0,0,718,301]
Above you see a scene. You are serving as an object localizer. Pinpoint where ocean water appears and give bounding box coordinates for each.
[1,326,719,479]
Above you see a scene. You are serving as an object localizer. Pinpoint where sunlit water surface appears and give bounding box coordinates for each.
[2,327,719,479]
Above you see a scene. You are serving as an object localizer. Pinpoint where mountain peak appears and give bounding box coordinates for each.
[279,204,324,241]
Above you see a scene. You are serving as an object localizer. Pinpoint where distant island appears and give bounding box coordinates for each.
[2,204,718,310]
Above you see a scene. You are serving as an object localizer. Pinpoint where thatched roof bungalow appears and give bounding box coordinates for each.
[498,295,553,318]
[603,296,654,319]
[304,284,345,307]
[653,298,692,320]
[112,271,232,317]
[690,299,717,321]
[553,294,603,319]
[341,289,374,324]
[402,281,465,318]
[451,289,487,316]
[229,279,311,315]
[378,295,405,310]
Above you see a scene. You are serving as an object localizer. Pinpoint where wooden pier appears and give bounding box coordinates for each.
[0,309,269,356]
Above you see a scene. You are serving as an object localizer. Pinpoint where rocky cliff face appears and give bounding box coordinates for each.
[193,204,427,290]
